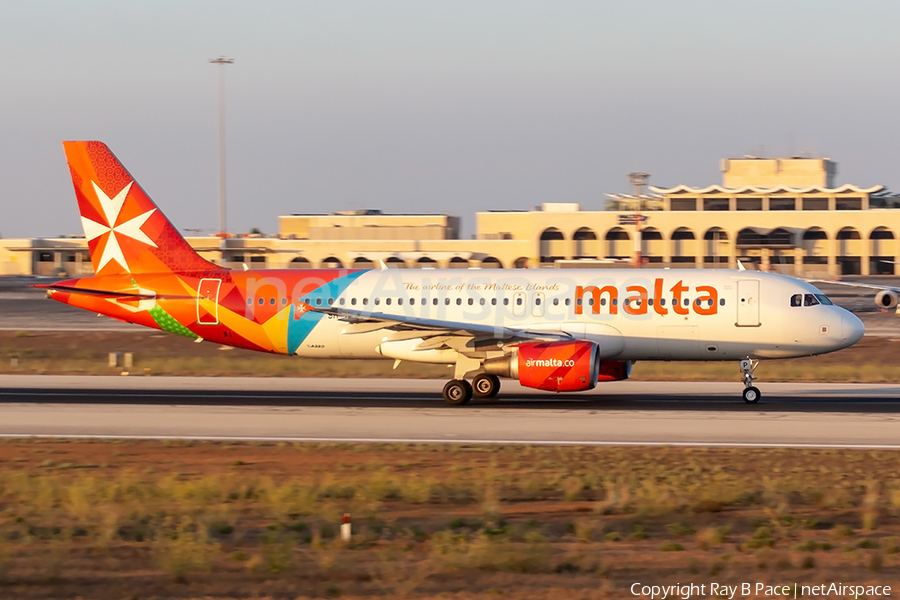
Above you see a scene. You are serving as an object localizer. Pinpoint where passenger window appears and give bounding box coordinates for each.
[315,298,322,306]
[351,298,357,306]
[719,298,725,306]
[660,298,666,306]
[385,298,391,305]
[480,298,485,305]
[362,298,368,306]
[600,298,606,306]
[247,298,252,305]
[433,298,438,305]
[491,298,497,306]
[588,298,594,306]
[804,294,819,306]
[397,298,403,305]
[565,298,571,306]
[468,298,474,306]
[374,298,380,306]
[258,298,264,305]
[516,297,523,306]
[535,297,541,306]
[328,298,333,305]
[456,298,462,306]
[553,298,559,306]
[269,298,275,305]
[504,298,510,306]
[340,298,345,306]
[648,298,654,306]
[281,298,287,306]
[790,294,802,307]
[613,299,618,306]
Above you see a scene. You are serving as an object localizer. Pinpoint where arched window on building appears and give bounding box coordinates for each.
[513,257,529,269]
[416,256,437,269]
[480,256,503,268]
[448,256,470,269]
[385,256,407,268]
[289,257,311,269]
[640,227,663,263]
[702,228,728,265]
[320,256,343,269]
[801,228,828,267]
[572,227,598,259]
[604,227,630,259]
[870,227,896,274]
[837,227,862,275]
[670,227,696,264]
[540,228,565,264]
[353,257,375,269]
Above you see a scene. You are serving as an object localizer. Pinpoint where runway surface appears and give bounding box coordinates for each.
[2,375,900,447]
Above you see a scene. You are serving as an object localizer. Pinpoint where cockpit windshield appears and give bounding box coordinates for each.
[790,292,834,307]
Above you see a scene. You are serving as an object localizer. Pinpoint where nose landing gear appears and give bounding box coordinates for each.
[740,358,760,404]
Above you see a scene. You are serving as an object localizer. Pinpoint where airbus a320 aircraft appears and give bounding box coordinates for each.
[39,142,865,405]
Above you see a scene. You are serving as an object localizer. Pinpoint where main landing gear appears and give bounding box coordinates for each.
[473,373,501,398]
[442,379,472,405]
[442,374,502,405]
[740,358,760,404]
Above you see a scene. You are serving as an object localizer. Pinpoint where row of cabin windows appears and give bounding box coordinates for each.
[247,296,727,308]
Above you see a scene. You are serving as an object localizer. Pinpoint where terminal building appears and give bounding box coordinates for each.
[2,155,899,278]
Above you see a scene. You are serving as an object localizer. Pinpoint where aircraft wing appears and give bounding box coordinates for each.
[805,279,900,292]
[312,306,573,342]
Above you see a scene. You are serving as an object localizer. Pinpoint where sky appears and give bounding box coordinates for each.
[1,0,899,239]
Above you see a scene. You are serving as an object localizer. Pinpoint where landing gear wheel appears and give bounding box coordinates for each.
[739,358,761,404]
[472,374,501,398]
[742,386,761,404]
[442,379,473,405]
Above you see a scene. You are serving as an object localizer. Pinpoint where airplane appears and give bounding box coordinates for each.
[38,141,865,405]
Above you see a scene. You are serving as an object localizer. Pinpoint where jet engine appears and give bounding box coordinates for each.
[875,289,899,309]
[483,340,600,392]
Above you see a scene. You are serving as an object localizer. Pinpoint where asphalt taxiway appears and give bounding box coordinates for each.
[2,376,900,447]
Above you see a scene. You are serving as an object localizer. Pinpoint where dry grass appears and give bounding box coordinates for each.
[0,440,895,597]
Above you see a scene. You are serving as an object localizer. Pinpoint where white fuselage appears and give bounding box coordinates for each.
[292,268,863,363]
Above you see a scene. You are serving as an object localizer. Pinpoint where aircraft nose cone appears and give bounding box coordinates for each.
[842,312,865,346]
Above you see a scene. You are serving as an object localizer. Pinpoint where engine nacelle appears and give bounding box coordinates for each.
[484,341,600,392]
[875,289,899,309]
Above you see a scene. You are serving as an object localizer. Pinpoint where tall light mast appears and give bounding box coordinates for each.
[209,56,234,237]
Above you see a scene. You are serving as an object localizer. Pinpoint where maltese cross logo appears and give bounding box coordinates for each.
[80,181,157,273]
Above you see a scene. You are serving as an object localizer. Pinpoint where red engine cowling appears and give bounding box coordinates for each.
[514,341,600,392]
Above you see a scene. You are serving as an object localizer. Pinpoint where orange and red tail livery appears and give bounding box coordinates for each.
[64,141,218,276]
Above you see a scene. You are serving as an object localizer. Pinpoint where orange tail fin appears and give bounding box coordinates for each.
[63,141,219,276]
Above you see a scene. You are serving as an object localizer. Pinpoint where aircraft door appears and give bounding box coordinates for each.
[532,292,545,317]
[197,278,222,325]
[736,279,760,327]
[512,292,527,317]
